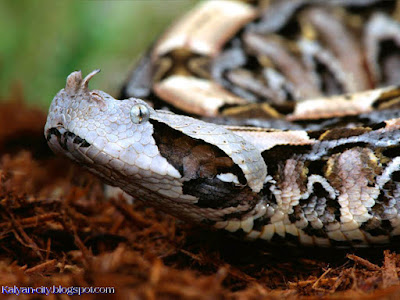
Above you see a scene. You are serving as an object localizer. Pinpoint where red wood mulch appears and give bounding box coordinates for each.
[1,90,400,299]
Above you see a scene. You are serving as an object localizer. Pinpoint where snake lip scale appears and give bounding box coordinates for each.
[45,0,400,247]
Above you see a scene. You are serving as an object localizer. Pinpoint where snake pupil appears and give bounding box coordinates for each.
[139,108,143,122]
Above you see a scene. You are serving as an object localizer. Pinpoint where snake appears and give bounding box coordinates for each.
[44,0,400,247]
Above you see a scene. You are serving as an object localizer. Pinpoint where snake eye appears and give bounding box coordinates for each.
[130,104,150,124]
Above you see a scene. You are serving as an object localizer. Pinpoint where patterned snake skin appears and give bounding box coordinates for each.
[45,0,400,247]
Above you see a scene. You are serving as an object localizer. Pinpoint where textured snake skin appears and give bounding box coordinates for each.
[45,0,400,247]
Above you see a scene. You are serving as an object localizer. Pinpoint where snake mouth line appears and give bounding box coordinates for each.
[46,127,91,151]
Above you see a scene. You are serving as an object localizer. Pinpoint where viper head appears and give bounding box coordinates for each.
[45,70,266,224]
[45,69,183,182]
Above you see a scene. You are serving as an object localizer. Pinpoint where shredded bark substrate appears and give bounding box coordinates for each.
[1,93,400,299]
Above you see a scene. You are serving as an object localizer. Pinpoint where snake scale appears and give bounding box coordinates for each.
[45,0,400,247]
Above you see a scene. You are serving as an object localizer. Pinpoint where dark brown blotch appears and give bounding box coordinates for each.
[360,217,388,237]
[261,144,311,177]
[325,199,341,222]
[307,160,326,176]
[302,226,327,238]
[319,127,371,141]
[252,215,271,232]
[151,120,245,183]
[183,177,258,210]
[382,146,400,158]
[327,142,368,156]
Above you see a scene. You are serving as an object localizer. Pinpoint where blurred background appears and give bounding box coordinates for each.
[0,0,198,109]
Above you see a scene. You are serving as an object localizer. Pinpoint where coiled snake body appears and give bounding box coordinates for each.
[45,0,400,247]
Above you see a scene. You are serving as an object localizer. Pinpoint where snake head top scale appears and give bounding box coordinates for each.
[44,70,268,224]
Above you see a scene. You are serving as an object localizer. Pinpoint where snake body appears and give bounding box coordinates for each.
[45,0,400,247]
